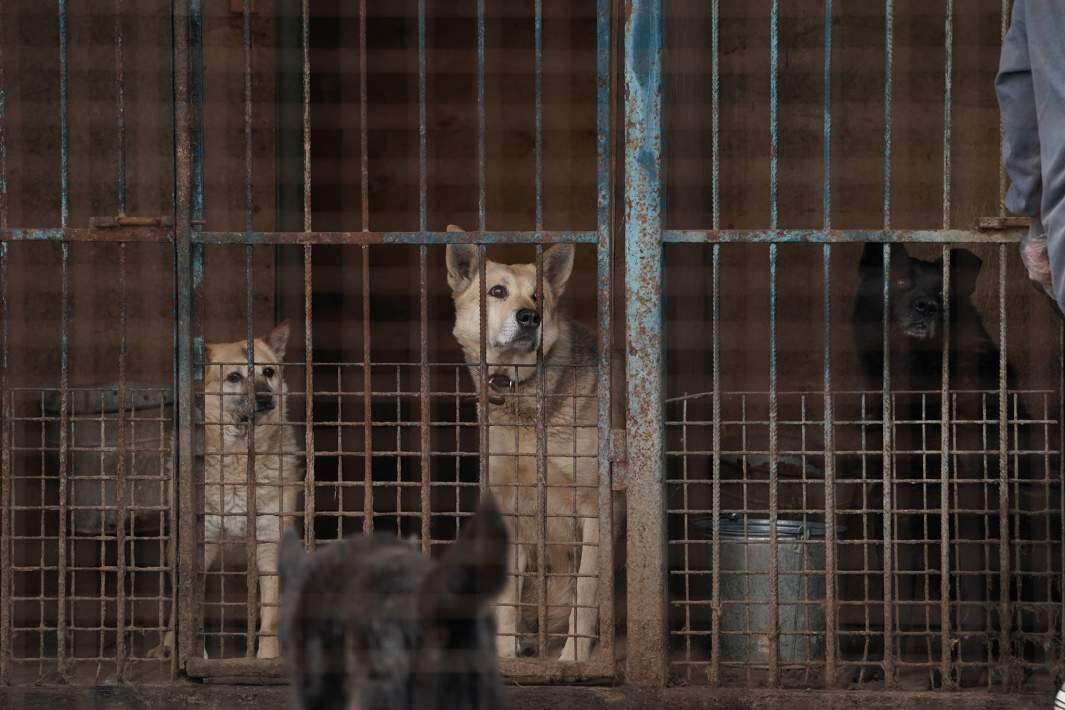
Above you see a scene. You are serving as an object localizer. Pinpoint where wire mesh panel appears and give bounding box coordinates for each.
[0,0,177,685]
[657,0,1063,693]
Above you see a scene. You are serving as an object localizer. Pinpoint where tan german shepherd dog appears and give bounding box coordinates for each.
[445,226,600,662]
[152,322,302,659]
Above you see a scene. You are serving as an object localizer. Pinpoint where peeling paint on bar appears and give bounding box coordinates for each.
[663,229,1025,244]
[191,231,599,245]
[624,0,667,688]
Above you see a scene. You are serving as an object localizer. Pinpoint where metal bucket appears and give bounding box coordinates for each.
[694,515,845,666]
[43,386,174,535]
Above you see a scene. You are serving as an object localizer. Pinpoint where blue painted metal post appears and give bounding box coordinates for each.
[624,0,667,687]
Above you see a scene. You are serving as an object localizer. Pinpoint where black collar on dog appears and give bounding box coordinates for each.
[487,373,514,405]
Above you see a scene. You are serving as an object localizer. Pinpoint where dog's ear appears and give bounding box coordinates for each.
[445,228,480,293]
[948,248,983,296]
[543,244,575,298]
[279,528,309,596]
[267,320,291,358]
[420,495,508,621]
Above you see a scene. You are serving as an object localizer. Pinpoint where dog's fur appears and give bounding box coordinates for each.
[852,243,1037,687]
[152,322,303,659]
[279,496,508,710]
[446,227,600,662]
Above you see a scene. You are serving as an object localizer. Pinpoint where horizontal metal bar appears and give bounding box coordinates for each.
[193,230,598,245]
[185,656,615,685]
[664,229,1024,244]
[1,228,172,242]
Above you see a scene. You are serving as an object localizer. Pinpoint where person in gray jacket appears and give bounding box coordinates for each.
[996,0,1065,313]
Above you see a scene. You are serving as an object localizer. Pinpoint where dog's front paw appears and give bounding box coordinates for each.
[496,636,519,659]
[257,636,281,659]
[146,631,175,659]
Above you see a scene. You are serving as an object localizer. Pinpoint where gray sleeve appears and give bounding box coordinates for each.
[996,0,1042,217]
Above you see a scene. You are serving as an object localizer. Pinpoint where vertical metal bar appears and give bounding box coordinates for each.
[998,0,1010,216]
[939,249,952,685]
[767,0,780,686]
[360,0,373,537]
[476,0,486,231]
[821,0,837,688]
[113,0,129,675]
[303,245,314,551]
[939,1,954,684]
[881,242,895,687]
[241,0,259,657]
[56,0,70,678]
[710,0,719,232]
[535,244,546,658]
[478,249,487,497]
[594,0,614,665]
[302,0,314,552]
[417,0,430,553]
[882,0,894,231]
[709,0,722,685]
[174,0,200,672]
[624,0,666,686]
[0,0,9,680]
[881,0,896,686]
[996,243,1011,670]
[533,0,547,659]
[710,243,721,685]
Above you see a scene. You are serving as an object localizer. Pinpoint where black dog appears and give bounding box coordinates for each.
[279,496,508,710]
[852,242,1040,688]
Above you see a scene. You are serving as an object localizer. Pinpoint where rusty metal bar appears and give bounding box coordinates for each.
[302,0,314,553]
[767,0,780,685]
[174,0,202,672]
[710,243,722,685]
[662,229,1024,245]
[533,0,548,659]
[477,0,485,230]
[535,243,547,658]
[241,0,260,658]
[115,243,129,675]
[0,227,173,242]
[624,0,666,687]
[594,0,614,670]
[821,0,837,688]
[939,248,952,685]
[362,244,373,535]
[478,245,488,499]
[191,230,597,246]
[881,0,896,686]
[708,0,722,686]
[417,0,430,553]
[998,0,1009,216]
[939,2,955,682]
[359,0,373,537]
[996,243,1011,672]
[114,0,130,675]
[0,0,9,678]
[56,0,70,678]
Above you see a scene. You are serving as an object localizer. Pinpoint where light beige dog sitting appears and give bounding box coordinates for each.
[152,322,302,660]
[446,227,600,662]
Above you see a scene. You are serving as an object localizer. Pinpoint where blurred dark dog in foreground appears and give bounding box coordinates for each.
[279,496,508,710]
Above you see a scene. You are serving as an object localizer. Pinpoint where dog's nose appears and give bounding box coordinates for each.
[255,389,274,410]
[516,308,541,328]
[912,298,938,316]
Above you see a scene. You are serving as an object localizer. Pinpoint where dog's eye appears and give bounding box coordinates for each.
[489,285,508,299]
[894,278,909,289]
[263,367,275,379]
[226,372,243,384]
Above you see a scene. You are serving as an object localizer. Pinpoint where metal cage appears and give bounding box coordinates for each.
[0,0,1060,701]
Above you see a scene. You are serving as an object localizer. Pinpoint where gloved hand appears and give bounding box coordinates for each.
[1019,221,1054,298]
